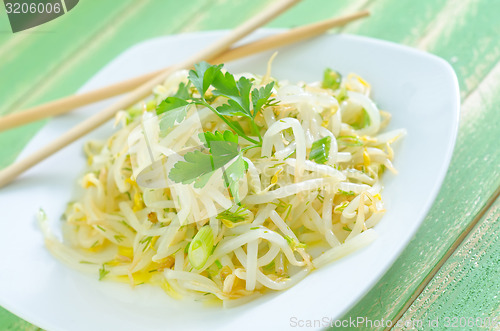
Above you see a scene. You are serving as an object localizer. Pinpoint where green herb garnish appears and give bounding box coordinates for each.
[216,205,248,224]
[158,62,277,203]
[79,260,97,265]
[215,260,223,270]
[188,225,214,269]
[309,136,331,164]
[350,108,371,130]
[114,234,124,243]
[337,135,363,147]
[120,220,135,232]
[99,265,110,280]
[338,189,355,196]
[317,194,325,203]
[139,236,153,252]
[334,201,349,213]
[337,86,347,102]
[284,235,306,249]
[322,68,342,90]
[262,261,275,273]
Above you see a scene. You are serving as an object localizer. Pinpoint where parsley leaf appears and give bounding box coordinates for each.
[309,136,331,164]
[223,155,247,203]
[212,71,239,98]
[214,99,249,117]
[170,130,247,200]
[156,97,188,115]
[213,73,252,118]
[188,61,223,97]
[156,97,189,131]
[229,120,244,133]
[200,131,240,168]
[169,130,245,193]
[167,62,280,198]
[172,82,191,99]
[201,130,238,147]
[251,81,275,117]
[168,150,215,188]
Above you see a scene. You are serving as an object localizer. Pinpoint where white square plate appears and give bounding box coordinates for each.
[0,30,459,331]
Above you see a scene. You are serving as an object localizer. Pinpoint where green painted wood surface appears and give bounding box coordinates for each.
[0,0,499,330]
[340,0,500,328]
[398,196,500,330]
[0,308,40,331]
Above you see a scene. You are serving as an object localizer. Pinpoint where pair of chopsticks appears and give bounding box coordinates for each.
[0,10,369,132]
[0,1,369,187]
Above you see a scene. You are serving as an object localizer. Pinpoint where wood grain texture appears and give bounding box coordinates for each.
[398,195,500,330]
[0,0,360,328]
[340,0,500,328]
[0,0,137,115]
[266,0,370,27]
[0,0,211,168]
[1,0,499,329]
[0,308,40,331]
[343,0,449,46]
[0,0,306,187]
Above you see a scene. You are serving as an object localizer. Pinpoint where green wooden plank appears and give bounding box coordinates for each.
[0,1,368,328]
[177,0,369,32]
[28,0,265,111]
[0,1,220,327]
[180,0,272,32]
[419,0,500,99]
[0,0,212,170]
[346,0,500,100]
[340,0,500,327]
[0,306,41,331]
[2,0,500,328]
[9,0,221,112]
[0,121,45,169]
[0,0,366,170]
[0,0,137,115]
[267,0,370,28]
[343,0,448,46]
[0,0,137,170]
[398,194,500,330]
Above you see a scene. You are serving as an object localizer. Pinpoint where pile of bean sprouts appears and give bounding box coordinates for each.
[39,65,405,307]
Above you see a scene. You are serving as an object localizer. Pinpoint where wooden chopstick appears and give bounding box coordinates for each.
[0,0,302,187]
[216,10,369,63]
[0,10,369,132]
